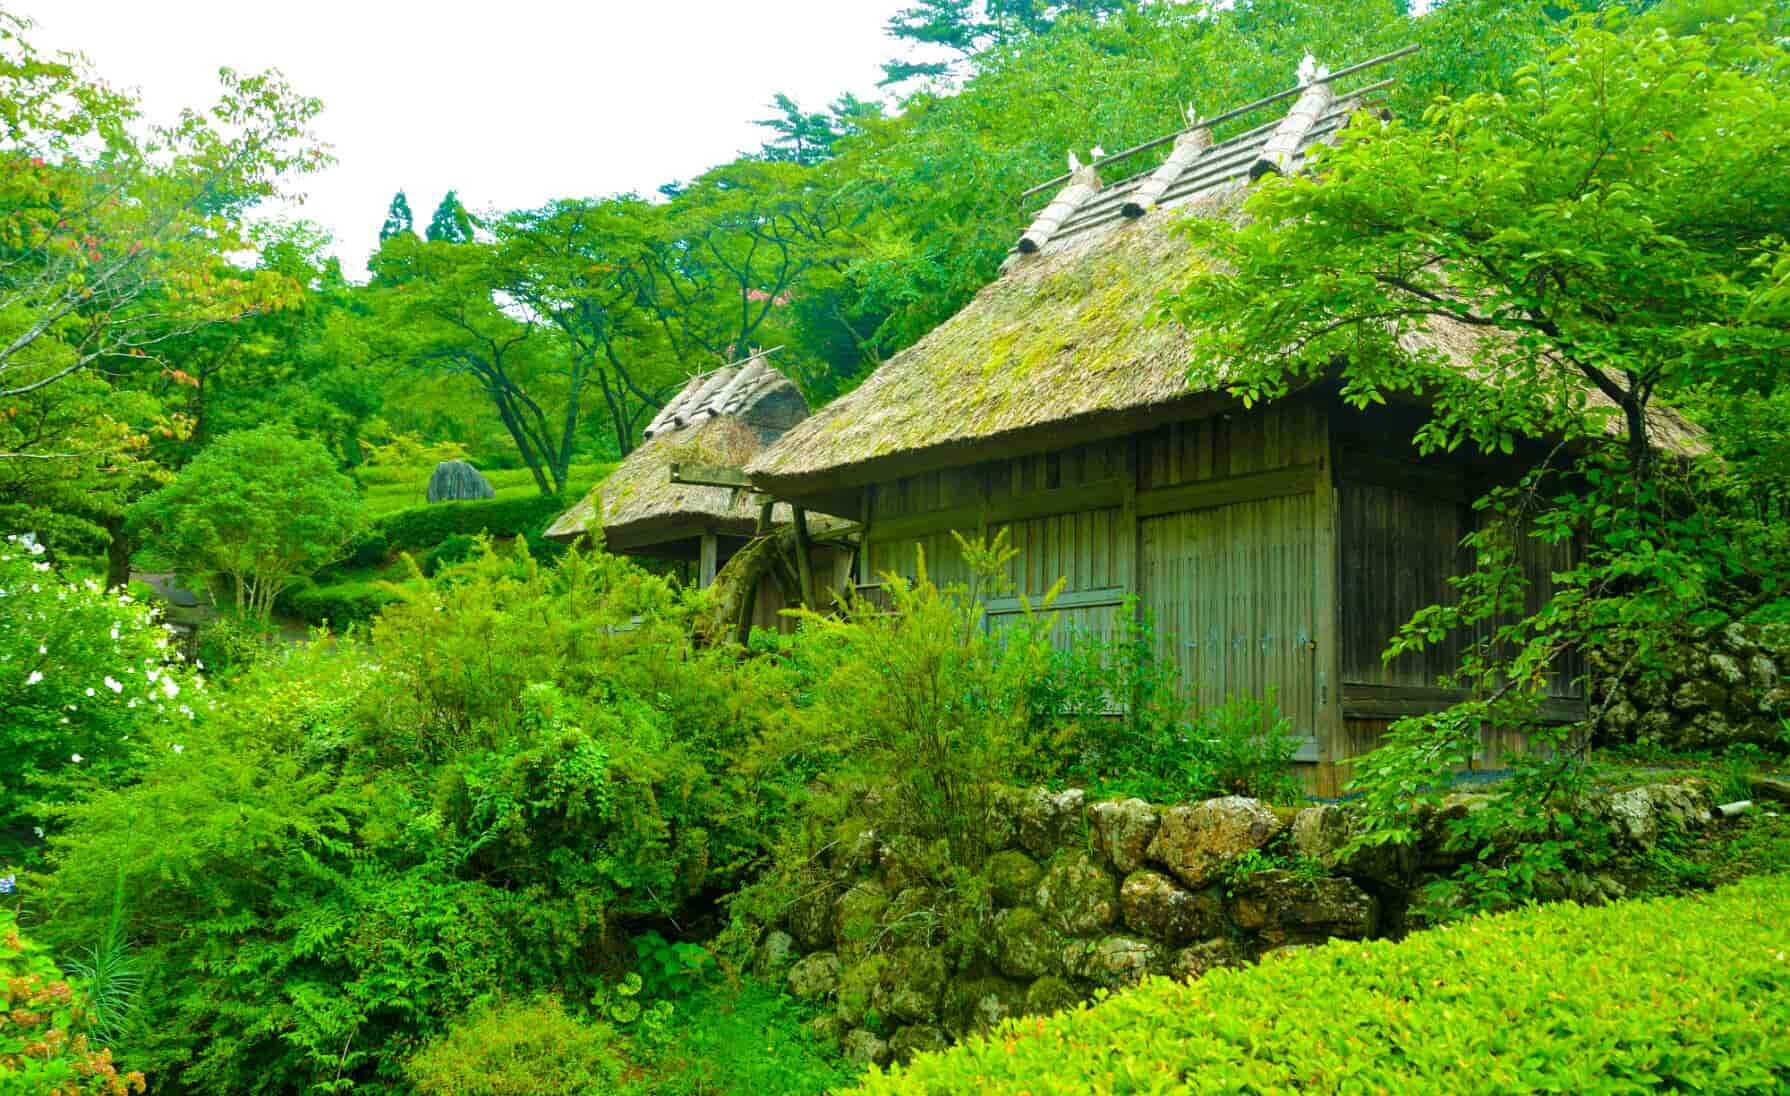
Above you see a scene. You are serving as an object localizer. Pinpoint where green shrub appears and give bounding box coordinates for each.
[404,995,625,1096]
[0,535,202,856]
[282,579,400,626]
[343,529,391,568]
[422,533,480,577]
[1,909,145,1094]
[375,494,566,553]
[856,875,1790,1094]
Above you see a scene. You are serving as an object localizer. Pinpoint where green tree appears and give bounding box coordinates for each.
[1165,11,1790,869]
[754,92,882,166]
[379,189,416,241]
[426,189,477,243]
[128,426,363,620]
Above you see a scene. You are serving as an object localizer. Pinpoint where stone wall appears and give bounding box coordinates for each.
[752,781,1717,1067]
[1591,621,1790,750]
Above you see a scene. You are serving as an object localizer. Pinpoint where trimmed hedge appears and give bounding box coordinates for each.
[374,494,566,554]
[857,875,1790,1094]
[281,579,400,626]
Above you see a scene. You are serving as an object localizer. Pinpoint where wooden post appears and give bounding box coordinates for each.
[699,533,718,589]
[793,506,817,609]
[1312,406,1344,795]
[857,486,875,588]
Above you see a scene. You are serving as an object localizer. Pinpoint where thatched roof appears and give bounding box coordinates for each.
[546,355,810,549]
[748,75,1701,493]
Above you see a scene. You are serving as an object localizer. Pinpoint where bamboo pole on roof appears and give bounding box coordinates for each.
[1017,158,1100,253]
[1251,80,1336,179]
[1123,125,1212,218]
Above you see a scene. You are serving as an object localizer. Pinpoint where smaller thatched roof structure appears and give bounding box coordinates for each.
[545,354,810,551]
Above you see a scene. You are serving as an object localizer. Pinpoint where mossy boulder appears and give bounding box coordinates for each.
[1024,974,1082,1017]
[1036,849,1119,937]
[787,953,840,1002]
[837,955,889,1026]
[787,887,836,951]
[889,1024,948,1065]
[943,974,1027,1036]
[1231,871,1377,945]
[992,907,1064,980]
[752,929,796,980]
[1089,797,1160,874]
[875,946,949,1024]
[842,1027,890,1067]
[882,886,940,947]
[1147,796,1282,889]
[1119,869,1222,946]
[984,849,1044,908]
[835,880,889,961]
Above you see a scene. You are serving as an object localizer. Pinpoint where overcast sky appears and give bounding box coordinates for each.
[20,1,916,277]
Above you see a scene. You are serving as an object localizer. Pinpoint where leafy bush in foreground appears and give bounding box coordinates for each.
[857,875,1790,1094]
[374,494,565,553]
[1,909,144,1095]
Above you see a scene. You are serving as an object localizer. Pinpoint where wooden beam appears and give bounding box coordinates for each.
[793,506,817,609]
[671,463,752,489]
[699,533,718,588]
[865,478,1128,544]
[1314,429,1343,772]
[1135,462,1319,519]
[1341,683,1588,724]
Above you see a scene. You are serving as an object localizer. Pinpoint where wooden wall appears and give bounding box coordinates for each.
[861,397,1332,763]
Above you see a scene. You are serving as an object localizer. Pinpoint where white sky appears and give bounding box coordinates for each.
[21,0,916,278]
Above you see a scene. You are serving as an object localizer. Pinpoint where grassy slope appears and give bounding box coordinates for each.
[360,461,617,518]
[857,874,1790,1094]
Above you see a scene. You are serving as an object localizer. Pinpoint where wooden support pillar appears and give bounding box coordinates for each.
[1313,410,1344,790]
[699,533,719,589]
[793,506,817,609]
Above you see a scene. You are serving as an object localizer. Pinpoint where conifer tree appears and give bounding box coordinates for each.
[378,190,415,241]
[425,190,476,244]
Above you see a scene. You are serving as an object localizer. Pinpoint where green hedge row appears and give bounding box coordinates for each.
[367,493,567,555]
[280,579,401,627]
[857,875,1790,1094]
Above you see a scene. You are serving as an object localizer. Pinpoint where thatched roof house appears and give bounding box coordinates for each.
[546,353,810,583]
[744,52,1698,795]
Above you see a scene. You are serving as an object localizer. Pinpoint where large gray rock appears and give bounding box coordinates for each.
[1169,938,1248,981]
[1036,850,1119,936]
[1232,870,1377,945]
[1147,797,1283,889]
[786,952,841,1000]
[943,975,1026,1036]
[1016,787,1087,856]
[1068,935,1160,989]
[1604,782,1713,848]
[426,459,494,503]
[1089,798,1160,874]
[787,888,835,951]
[753,930,796,980]
[1119,870,1222,946]
[1291,804,1415,884]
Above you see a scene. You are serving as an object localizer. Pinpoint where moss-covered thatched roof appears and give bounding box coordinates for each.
[546,414,784,549]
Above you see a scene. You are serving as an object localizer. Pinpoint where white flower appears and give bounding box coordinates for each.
[103,676,123,694]
[171,743,184,754]
[37,645,46,655]
[85,687,96,697]
[32,827,44,839]
[70,753,83,763]
[25,670,43,686]
[161,677,180,699]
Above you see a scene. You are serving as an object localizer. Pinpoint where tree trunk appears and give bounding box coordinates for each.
[102,514,131,590]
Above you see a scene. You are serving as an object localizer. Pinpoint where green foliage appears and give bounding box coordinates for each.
[1043,604,1300,802]
[404,995,625,1096]
[1,909,145,1096]
[425,189,477,244]
[856,875,1790,1093]
[631,979,857,1096]
[422,532,480,577]
[373,492,565,552]
[0,536,201,857]
[379,190,416,242]
[281,577,399,626]
[37,547,786,1093]
[128,427,364,621]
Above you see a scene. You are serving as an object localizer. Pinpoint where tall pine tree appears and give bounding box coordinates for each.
[425,190,476,244]
[378,190,415,241]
